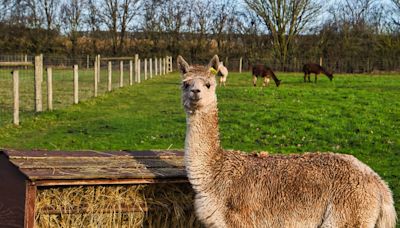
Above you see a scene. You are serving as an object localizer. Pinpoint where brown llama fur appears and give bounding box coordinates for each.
[252,64,281,87]
[178,55,396,228]
[303,63,333,83]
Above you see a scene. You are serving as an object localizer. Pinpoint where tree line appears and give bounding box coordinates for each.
[1,0,399,72]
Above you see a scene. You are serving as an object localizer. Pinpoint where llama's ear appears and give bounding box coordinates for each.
[208,55,220,73]
[177,55,190,76]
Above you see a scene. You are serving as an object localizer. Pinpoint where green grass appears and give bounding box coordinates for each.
[0,67,140,127]
[0,71,399,220]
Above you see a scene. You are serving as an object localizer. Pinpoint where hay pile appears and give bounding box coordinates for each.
[35,183,202,227]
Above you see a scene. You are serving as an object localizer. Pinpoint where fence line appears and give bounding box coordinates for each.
[0,54,173,126]
[34,54,43,112]
[12,70,19,125]
[47,67,53,111]
[73,65,79,104]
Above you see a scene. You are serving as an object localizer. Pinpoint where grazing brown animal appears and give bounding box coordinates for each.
[252,64,281,87]
[303,63,333,83]
[178,54,397,228]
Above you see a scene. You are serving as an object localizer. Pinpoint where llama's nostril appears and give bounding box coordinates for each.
[191,89,201,94]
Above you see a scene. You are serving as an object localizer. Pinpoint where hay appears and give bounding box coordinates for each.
[35,183,203,228]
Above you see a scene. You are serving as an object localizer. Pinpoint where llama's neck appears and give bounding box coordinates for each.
[321,66,329,75]
[184,103,221,186]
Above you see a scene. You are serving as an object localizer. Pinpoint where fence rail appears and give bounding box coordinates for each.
[0,54,173,127]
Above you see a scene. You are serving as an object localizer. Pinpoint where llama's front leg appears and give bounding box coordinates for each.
[304,73,307,82]
[308,74,311,82]
[253,76,257,86]
[263,77,270,87]
[314,74,318,83]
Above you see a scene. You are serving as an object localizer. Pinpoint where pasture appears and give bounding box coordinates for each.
[0,67,145,127]
[0,71,399,219]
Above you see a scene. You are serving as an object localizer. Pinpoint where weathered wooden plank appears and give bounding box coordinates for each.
[0,62,34,67]
[20,167,187,180]
[10,158,184,169]
[24,184,36,228]
[3,149,184,159]
[33,178,188,187]
[101,57,135,61]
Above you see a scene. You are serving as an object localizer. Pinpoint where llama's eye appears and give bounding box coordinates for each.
[183,82,190,89]
[205,83,211,89]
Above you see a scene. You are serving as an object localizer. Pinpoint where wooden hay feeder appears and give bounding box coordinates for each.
[0,149,201,227]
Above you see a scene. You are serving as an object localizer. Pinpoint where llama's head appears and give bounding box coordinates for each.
[178,55,219,114]
[328,72,334,81]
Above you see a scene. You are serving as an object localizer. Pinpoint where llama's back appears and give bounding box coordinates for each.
[218,65,228,77]
[303,63,323,74]
[206,151,396,227]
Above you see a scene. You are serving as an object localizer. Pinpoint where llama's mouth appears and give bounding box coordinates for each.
[190,97,201,102]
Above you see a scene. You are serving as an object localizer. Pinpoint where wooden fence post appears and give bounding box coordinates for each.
[108,61,112,91]
[163,58,166,75]
[320,57,323,66]
[120,61,124,87]
[129,60,133,85]
[73,65,79,104]
[138,59,141,83]
[24,54,28,70]
[159,58,162,75]
[155,58,158,76]
[239,57,243,73]
[34,54,43,112]
[150,58,153,78]
[170,56,173,72]
[12,70,19,125]
[94,58,98,97]
[47,67,53,110]
[144,59,148,80]
[97,54,101,83]
[135,54,139,83]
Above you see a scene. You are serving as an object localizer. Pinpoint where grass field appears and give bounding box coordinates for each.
[0,71,399,221]
[0,67,142,127]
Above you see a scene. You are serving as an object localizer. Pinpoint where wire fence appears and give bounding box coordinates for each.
[1,53,399,127]
[0,55,172,127]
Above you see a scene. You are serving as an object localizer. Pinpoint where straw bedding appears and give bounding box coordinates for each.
[35,183,202,228]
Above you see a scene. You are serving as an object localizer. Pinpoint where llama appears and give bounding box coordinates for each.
[178,55,396,228]
[303,63,333,83]
[216,62,228,87]
[252,64,281,87]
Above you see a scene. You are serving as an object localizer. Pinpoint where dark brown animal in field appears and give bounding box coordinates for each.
[303,63,333,83]
[252,65,281,87]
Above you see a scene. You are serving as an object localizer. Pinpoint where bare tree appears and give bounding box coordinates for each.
[158,0,189,56]
[101,0,119,54]
[38,0,59,30]
[391,0,400,26]
[60,0,86,57]
[211,0,242,56]
[25,0,43,28]
[119,0,141,51]
[244,0,322,69]
[86,0,101,52]
[1,0,11,22]
[190,0,213,58]
[100,0,140,54]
